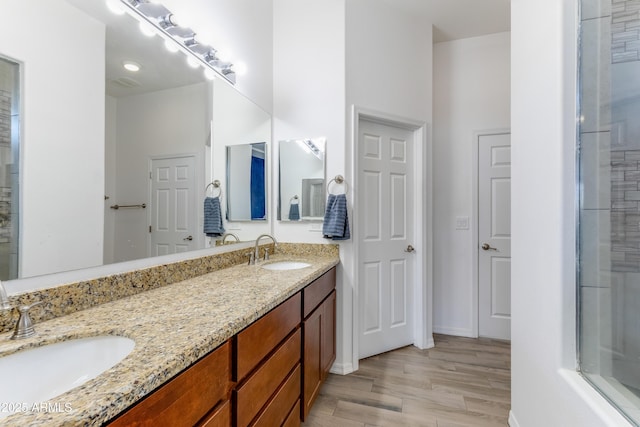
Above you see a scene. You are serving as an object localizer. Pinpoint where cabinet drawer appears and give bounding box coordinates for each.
[282,399,301,427]
[251,364,300,427]
[236,328,301,427]
[236,293,301,380]
[198,400,231,427]
[303,268,336,318]
[109,341,231,427]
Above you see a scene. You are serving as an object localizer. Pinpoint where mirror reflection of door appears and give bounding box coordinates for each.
[301,179,325,219]
[0,56,20,280]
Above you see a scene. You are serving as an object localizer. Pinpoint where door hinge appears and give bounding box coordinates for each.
[149,225,152,233]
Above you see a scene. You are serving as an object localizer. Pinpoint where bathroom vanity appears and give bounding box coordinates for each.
[0,244,338,426]
[109,268,336,427]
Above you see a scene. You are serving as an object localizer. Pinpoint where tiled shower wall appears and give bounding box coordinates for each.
[612,0,640,63]
[611,150,640,272]
[610,1,640,272]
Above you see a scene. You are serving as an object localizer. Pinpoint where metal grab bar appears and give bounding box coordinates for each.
[110,203,146,210]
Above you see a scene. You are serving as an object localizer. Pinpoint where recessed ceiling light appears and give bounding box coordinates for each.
[123,61,141,72]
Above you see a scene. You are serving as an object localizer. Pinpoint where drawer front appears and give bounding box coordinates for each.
[282,399,301,427]
[236,293,301,380]
[236,328,301,427]
[303,268,336,318]
[251,364,300,427]
[109,341,231,427]
[198,400,231,427]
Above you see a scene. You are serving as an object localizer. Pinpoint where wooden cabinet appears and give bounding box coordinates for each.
[302,268,337,420]
[234,292,302,426]
[108,341,232,427]
[108,267,336,427]
[235,293,301,381]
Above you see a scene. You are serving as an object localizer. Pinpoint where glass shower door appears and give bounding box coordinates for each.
[578,0,640,423]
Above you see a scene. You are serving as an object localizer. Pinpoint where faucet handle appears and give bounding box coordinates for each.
[11,301,42,340]
[264,248,270,261]
[246,252,255,265]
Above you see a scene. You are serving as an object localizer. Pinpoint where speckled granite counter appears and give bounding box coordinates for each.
[0,246,339,426]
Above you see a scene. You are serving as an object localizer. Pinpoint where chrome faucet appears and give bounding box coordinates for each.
[254,234,278,262]
[221,232,240,244]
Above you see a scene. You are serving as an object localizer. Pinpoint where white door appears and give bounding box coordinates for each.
[478,132,511,340]
[358,119,416,359]
[149,155,197,257]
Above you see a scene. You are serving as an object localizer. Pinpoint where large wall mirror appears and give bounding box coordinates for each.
[278,138,326,222]
[0,0,271,282]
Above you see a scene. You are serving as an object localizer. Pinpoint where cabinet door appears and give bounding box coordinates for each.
[302,305,322,420]
[109,341,231,427]
[321,290,336,377]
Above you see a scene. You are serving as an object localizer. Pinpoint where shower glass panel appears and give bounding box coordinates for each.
[578,1,640,423]
[0,57,19,281]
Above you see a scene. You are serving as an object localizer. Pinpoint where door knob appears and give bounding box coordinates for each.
[183,235,193,241]
[481,243,497,251]
[405,245,415,253]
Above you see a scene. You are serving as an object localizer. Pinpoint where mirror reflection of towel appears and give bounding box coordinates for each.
[322,194,350,240]
[204,196,225,237]
[289,201,300,221]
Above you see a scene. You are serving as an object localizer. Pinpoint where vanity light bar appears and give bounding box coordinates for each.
[117,0,237,84]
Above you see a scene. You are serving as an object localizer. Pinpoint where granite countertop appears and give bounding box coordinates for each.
[0,252,339,426]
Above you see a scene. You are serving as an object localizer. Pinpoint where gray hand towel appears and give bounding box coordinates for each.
[322,194,350,240]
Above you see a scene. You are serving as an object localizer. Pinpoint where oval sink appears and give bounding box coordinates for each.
[262,261,311,271]
[0,335,134,419]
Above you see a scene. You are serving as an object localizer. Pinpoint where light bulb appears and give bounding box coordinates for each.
[216,47,232,62]
[204,68,216,80]
[139,21,156,38]
[123,61,141,72]
[234,61,247,76]
[164,39,179,53]
[187,56,200,68]
[105,0,125,15]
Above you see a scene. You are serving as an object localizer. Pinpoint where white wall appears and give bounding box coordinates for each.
[212,78,271,241]
[273,0,433,372]
[273,0,349,370]
[510,0,632,425]
[432,32,511,337]
[112,82,208,263]
[161,0,273,114]
[0,0,105,278]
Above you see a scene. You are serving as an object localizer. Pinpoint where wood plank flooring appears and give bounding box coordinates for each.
[302,334,510,427]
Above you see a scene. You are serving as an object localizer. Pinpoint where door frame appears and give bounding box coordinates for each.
[471,128,511,338]
[147,152,203,257]
[351,106,433,372]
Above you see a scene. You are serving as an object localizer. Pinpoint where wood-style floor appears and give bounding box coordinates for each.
[302,334,510,427]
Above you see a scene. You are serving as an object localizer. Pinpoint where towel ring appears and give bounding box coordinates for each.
[327,175,348,195]
[205,180,223,198]
[290,195,299,203]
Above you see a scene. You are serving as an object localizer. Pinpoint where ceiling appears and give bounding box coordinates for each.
[381,0,511,43]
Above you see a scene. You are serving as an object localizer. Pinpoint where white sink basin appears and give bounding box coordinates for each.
[0,335,134,419]
[262,261,311,271]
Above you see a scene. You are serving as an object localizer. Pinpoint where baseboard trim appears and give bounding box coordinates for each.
[433,326,476,338]
[508,410,520,427]
[330,362,354,376]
